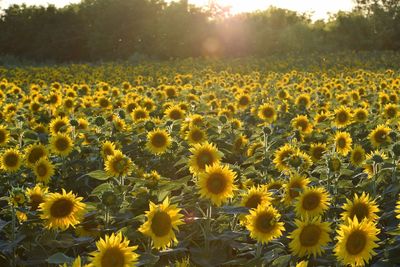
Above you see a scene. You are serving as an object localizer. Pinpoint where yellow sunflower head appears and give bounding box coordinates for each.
[309,143,327,162]
[258,103,277,123]
[101,141,117,160]
[240,185,272,209]
[39,189,86,231]
[295,187,331,218]
[334,131,352,156]
[353,108,369,123]
[185,126,207,145]
[289,217,331,258]
[383,103,398,119]
[334,106,352,128]
[341,192,379,223]
[104,150,132,177]
[350,145,366,167]
[0,125,10,146]
[198,163,237,206]
[396,195,400,219]
[1,148,22,173]
[26,184,48,211]
[284,173,311,205]
[146,128,172,155]
[291,115,313,134]
[89,232,139,267]
[34,157,55,184]
[189,142,222,174]
[273,143,296,171]
[236,93,251,109]
[50,133,74,157]
[369,124,391,147]
[49,116,71,135]
[130,107,149,122]
[295,94,311,109]
[24,143,48,168]
[334,217,380,267]
[165,106,185,120]
[244,205,285,244]
[138,197,184,250]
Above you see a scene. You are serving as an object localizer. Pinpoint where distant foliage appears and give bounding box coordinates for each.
[0,0,400,62]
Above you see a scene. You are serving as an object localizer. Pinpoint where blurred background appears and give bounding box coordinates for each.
[0,0,399,62]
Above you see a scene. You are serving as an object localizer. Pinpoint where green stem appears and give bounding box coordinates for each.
[255,242,263,259]
[11,206,16,267]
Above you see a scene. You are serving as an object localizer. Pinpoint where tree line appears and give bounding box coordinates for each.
[0,0,399,62]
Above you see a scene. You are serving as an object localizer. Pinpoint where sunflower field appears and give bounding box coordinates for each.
[2,53,400,267]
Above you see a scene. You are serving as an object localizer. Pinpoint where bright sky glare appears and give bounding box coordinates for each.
[2,0,355,20]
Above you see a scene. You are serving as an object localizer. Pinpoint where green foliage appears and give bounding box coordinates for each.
[1,0,400,62]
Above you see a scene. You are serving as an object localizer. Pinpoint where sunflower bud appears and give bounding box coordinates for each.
[70,119,79,127]
[393,143,400,157]
[94,116,106,126]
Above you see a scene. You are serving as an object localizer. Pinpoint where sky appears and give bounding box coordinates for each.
[1,0,355,20]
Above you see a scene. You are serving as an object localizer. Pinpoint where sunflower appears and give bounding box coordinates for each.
[383,103,398,119]
[295,187,330,218]
[104,150,132,177]
[396,195,400,219]
[308,143,326,162]
[369,124,391,147]
[296,260,309,267]
[39,189,86,231]
[50,133,74,157]
[146,129,172,155]
[244,205,285,244]
[334,131,352,156]
[287,150,312,172]
[185,126,207,145]
[26,184,48,211]
[258,103,277,123]
[49,116,71,135]
[189,142,222,174]
[341,192,379,222]
[289,217,331,258]
[0,148,22,173]
[24,143,48,168]
[334,106,352,128]
[284,173,311,204]
[130,107,149,122]
[273,143,296,171]
[353,108,369,123]
[0,125,10,146]
[350,145,366,167]
[89,232,139,267]
[165,106,185,120]
[247,141,264,157]
[240,186,272,209]
[198,164,237,206]
[363,150,388,178]
[101,141,116,160]
[34,157,55,184]
[139,197,184,250]
[334,217,380,267]
[314,112,330,125]
[291,115,313,134]
[236,93,251,109]
[295,94,311,109]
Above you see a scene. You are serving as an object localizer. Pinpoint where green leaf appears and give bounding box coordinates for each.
[46,252,73,264]
[137,252,160,266]
[91,183,113,195]
[87,170,111,180]
[271,255,291,266]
